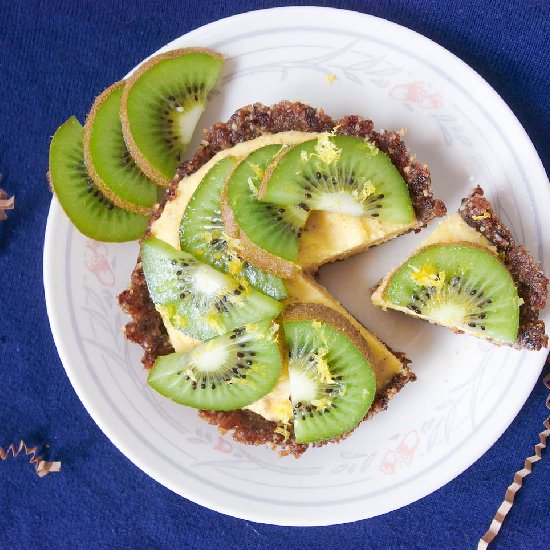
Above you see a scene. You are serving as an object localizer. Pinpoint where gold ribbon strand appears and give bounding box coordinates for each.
[0,187,15,220]
[0,440,61,477]
[478,366,550,548]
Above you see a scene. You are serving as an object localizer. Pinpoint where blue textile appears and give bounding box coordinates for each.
[0,1,548,548]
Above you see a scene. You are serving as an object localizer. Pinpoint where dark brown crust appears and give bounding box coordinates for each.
[118,261,174,368]
[459,186,548,350]
[118,101,428,452]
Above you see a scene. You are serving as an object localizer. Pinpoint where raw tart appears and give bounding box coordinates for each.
[120,101,446,456]
[372,186,548,350]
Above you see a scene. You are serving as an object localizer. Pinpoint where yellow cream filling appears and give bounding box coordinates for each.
[151,131,414,422]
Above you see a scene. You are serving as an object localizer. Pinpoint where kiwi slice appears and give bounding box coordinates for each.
[141,237,283,340]
[223,144,308,276]
[121,48,224,186]
[282,303,376,444]
[148,319,282,410]
[84,82,162,215]
[179,156,287,300]
[383,243,521,343]
[48,116,148,242]
[259,134,414,224]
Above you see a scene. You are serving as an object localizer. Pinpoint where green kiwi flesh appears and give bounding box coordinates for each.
[141,237,283,340]
[179,156,287,300]
[122,49,224,185]
[49,116,148,242]
[84,82,162,214]
[226,144,308,262]
[148,320,282,410]
[260,134,414,224]
[384,243,520,343]
[284,317,376,444]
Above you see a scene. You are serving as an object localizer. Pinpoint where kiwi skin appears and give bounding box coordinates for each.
[257,146,288,201]
[282,302,374,366]
[120,47,224,187]
[83,81,155,216]
[220,176,301,279]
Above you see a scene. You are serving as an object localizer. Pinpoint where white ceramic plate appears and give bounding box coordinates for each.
[44,7,550,526]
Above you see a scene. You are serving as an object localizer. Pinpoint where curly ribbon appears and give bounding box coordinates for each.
[478,366,550,548]
[0,440,61,477]
[0,187,14,220]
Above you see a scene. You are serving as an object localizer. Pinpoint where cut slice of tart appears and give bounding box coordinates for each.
[372,186,548,350]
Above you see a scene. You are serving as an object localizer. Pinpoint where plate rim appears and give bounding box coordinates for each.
[43,5,549,526]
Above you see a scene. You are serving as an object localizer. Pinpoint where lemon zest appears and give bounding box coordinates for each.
[314,348,334,384]
[472,211,491,220]
[351,180,376,203]
[363,140,380,156]
[315,133,341,165]
[410,264,446,289]
[324,73,337,84]
[273,400,293,424]
[311,396,333,411]
[227,256,243,276]
[274,424,291,440]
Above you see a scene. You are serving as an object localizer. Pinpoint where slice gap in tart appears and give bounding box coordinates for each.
[372,187,548,349]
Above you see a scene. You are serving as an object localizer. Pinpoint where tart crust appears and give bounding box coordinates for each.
[459,186,548,350]
[119,101,447,455]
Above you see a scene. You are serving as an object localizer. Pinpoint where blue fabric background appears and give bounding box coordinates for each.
[0,1,548,548]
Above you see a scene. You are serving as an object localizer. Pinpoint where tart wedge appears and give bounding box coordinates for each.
[372,186,548,350]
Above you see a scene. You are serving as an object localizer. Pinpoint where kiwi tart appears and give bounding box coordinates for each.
[372,187,548,350]
[121,101,429,457]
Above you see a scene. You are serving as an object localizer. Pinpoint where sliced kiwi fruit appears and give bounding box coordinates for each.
[282,303,376,444]
[383,243,520,343]
[148,319,282,410]
[141,237,283,340]
[121,48,224,186]
[179,156,287,300]
[84,81,162,215]
[259,134,414,224]
[48,116,148,242]
[223,144,308,278]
